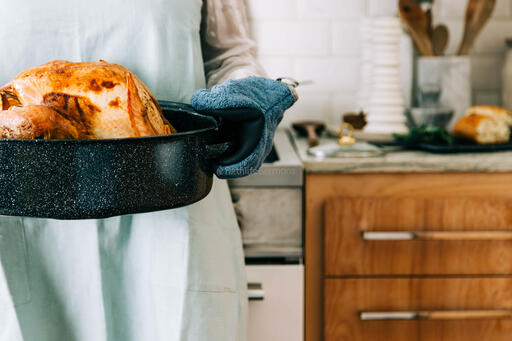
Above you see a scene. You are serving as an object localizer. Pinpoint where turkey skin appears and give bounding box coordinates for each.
[0,60,173,139]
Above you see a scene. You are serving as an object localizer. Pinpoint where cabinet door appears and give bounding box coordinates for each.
[246,265,303,341]
[325,277,512,341]
[325,197,512,275]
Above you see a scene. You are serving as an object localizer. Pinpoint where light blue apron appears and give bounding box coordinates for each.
[0,1,246,340]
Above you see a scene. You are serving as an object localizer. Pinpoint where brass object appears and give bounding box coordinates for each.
[337,123,356,146]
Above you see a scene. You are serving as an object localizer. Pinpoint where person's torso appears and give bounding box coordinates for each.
[0,0,205,102]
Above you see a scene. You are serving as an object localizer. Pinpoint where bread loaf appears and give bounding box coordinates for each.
[453,114,510,144]
[465,105,512,125]
[453,105,512,144]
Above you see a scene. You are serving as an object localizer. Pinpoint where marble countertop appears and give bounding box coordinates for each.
[289,131,512,173]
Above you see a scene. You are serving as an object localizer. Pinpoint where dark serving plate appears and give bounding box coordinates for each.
[417,141,512,153]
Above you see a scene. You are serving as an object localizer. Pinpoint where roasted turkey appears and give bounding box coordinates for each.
[0,60,174,139]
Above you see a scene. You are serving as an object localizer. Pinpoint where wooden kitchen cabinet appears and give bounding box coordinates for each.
[304,173,512,341]
[325,197,512,275]
[325,278,512,341]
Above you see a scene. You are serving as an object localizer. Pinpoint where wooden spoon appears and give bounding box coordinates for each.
[457,0,496,55]
[425,6,433,40]
[432,24,449,56]
[292,121,325,147]
[399,0,434,56]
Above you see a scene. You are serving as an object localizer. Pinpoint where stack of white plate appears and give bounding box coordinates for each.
[358,17,408,134]
[358,18,374,111]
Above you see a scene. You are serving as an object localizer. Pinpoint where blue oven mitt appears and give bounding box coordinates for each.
[191,76,297,179]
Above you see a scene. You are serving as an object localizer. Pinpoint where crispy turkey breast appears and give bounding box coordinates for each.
[0,60,173,139]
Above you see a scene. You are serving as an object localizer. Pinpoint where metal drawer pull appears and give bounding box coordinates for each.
[247,282,264,301]
[360,310,512,321]
[361,231,512,241]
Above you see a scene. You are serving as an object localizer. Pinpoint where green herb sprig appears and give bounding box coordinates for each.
[393,125,454,147]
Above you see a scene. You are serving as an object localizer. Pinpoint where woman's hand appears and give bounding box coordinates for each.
[191,77,297,179]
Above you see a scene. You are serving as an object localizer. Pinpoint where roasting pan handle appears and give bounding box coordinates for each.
[201,108,264,166]
[204,140,236,161]
[158,100,246,164]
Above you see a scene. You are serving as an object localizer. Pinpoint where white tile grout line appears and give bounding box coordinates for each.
[327,20,333,57]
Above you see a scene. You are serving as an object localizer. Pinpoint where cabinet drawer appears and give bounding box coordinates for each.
[325,197,512,275]
[325,277,512,341]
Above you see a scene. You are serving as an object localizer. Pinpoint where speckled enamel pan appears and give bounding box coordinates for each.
[0,100,232,219]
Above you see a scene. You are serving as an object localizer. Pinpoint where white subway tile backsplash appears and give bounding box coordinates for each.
[367,0,398,17]
[474,90,502,106]
[436,0,510,19]
[245,0,511,125]
[280,92,331,126]
[244,0,297,20]
[435,0,468,18]
[494,0,512,18]
[331,91,360,122]
[332,21,361,56]
[258,58,295,79]
[294,58,360,92]
[471,56,502,90]
[472,21,512,55]
[297,0,365,19]
[252,21,330,57]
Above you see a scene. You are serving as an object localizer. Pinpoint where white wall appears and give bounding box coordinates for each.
[244,0,512,126]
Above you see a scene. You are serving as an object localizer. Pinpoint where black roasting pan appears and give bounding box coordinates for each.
[0,100,236,219]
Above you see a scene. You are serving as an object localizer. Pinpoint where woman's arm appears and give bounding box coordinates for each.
[194,0,297,179]
[201,0,267,87]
